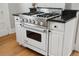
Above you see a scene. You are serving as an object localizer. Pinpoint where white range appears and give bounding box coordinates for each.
[13,7,78,56]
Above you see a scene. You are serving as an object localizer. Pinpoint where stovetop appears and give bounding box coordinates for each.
[36,13,60,17]
[22,12,44,16]
[13,9,78,23]
[21,12,60,18]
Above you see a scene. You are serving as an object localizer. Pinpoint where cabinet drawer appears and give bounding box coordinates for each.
[50,22,65,31]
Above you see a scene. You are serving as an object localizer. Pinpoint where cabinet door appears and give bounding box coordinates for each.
[15,23,22,44]
[49,30,64,56]
[15,17,26,45]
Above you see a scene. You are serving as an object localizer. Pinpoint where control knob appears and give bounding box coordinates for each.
[25,18,28,23]
[16,19,18,20]
[28,18,31,23]
[31,20,35,24]
[40,22,43,26]
[35,20,38,24]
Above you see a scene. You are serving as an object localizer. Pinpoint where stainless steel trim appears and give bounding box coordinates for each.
[23,25,47,33]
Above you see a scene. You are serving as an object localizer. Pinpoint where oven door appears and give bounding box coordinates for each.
[23,25,48,51]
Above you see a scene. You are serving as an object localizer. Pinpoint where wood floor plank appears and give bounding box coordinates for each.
[0,33,42,56]
[0,33,79,56]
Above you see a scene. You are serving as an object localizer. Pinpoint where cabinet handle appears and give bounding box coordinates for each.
[49,30,51,32]
[16,19,18,20]
[54,25,57,28]
[20,24,23,27]
[20,24,22,26]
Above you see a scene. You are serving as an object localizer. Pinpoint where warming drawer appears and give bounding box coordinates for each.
[49,22,65,31]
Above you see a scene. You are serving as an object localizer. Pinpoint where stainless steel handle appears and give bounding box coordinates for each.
[20,24,22,26]
[16,19,18,20]
[49,30,51,32]
[23,25,46,32]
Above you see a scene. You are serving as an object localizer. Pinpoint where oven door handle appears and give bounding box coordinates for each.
[22,25,47,33]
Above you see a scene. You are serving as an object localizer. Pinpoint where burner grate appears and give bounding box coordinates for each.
[37,13,60,17]
[22,12,44,15]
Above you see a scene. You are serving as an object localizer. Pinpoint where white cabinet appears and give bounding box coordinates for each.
[15,16,26,45]
[49,22,64,56]
[49,30,64,56]
[49,17,78,56]
[49,22,64,31]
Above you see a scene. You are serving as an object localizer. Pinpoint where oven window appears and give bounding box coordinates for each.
[26,30,41,42]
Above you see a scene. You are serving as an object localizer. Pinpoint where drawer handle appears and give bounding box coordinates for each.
[20,24,22,26]
[49,30,51,32]
[54,26,57,28]
[16,19,18,20]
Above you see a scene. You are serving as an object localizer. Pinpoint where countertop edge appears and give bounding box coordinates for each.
[47,16,76,23]
[12,14,19,16]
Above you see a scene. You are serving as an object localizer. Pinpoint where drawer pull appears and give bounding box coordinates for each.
[49,30,51,32]
[16,19,18,20]
[54,26,57,28]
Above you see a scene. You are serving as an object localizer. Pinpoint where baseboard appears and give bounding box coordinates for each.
[9,28,15,34]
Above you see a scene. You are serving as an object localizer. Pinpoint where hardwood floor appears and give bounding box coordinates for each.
[71,51,79,56]
[0,33,41,56]
[0,33,79,56]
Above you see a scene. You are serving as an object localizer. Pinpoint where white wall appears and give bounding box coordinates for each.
[65,3,79,10]
[8,3,20,32]
[37,3,65,9]
[16,3,32,12]
[65,3,72,9]
[0,3,11,34]
[8,3,20,29]
[8,3,32,32]
[71,3,79,10]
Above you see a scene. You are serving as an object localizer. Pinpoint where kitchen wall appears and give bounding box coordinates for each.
[0,3,11,36]
[8,3,32,32]
[37,3,65,8]
[65,3,72,9]
[71,3,79,10]
[8,3,20,32]
[65,3,79,10]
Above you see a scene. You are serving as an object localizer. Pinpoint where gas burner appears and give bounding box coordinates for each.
[36,13,60,17]
[22,12,44,16]
[20,8,62,27]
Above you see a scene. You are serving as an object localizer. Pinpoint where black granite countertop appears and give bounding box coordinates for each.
[47,10,78,23]
[47,16,76,23]
[13,13,22,16]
